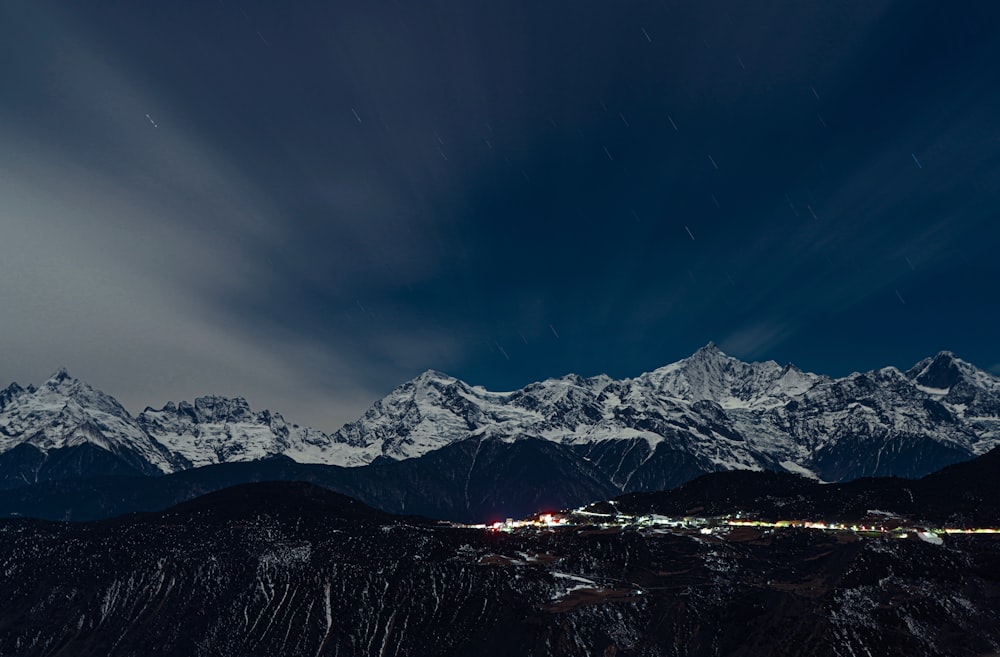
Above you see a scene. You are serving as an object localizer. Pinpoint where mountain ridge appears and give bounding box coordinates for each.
[2,345,999,491]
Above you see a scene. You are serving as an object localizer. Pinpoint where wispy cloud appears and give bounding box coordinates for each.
[719,321,796,361]
[0,5,469,429]
[2,1,998,424]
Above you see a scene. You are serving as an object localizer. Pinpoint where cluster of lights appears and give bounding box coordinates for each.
[726,518,1000,537]
[727,519,883,532]
[471,511,1000,539]
[485,513,567,532]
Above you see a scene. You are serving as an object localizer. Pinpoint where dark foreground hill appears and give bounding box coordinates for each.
[0,481,998,657]
[4,443,1000,527]
[0,437,618,523]
[611,446,1000,525]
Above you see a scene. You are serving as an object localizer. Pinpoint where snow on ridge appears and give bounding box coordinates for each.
[3,346,1000,478]
[915,384,950,396]
[779,460,823,481]
[0,369,174,473]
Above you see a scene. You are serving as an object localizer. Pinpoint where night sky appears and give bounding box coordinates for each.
[2,1,999,429]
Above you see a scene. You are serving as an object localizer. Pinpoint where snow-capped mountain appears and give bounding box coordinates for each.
[137,396,368,468]
[330,344,999,485]
[0,368,175,481]
[1,345,999,491]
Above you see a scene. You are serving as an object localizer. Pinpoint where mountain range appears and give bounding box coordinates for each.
[4,347,1000,655]
[2,344,999,521]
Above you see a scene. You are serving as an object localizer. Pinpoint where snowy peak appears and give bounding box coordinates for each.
[330,345,1000,483]
[640,343,795,408]
[38,367,89,400]
[0,371,175,474]
[0,382,30,411]
[412,369,460,387]
[898,351,1000,433]
[143,396,281,431]
[143,395,269,426]
[691,340,725,360]
[679,342,747,376]
[332,369,492,460]
[187,396,253,423]
[45,367,73,386]
[41,368,76,397]
[3,347,1000,487]
[33,370,138,421]
[769,363,821,397]
[907,351,968,390]
[137,394,373,469]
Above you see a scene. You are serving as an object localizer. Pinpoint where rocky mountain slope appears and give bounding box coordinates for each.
[0,481,997,657]
[2,345,999,494]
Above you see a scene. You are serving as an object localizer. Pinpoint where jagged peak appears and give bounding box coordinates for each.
[45,366,74,386]
[913,350,973,369]
[415,368,457,381]
[407,369,462,391]
[151,401,176,413]
[691,341,726,358]
[193,394,250,407]
[1,381,26,396]
[191,396,253,422]
[681,343,753,375]
[684,342,764,369]
[642,344,734,379]
[0,381,29,409]
[548,372,588,386]
[904,350,984,390]
[38,368,109,401]
[780,362,801,374]
[141,395,258,425]
[874,365,906,379]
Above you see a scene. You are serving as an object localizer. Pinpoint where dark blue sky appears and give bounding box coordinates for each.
[2,1,999,428]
